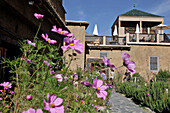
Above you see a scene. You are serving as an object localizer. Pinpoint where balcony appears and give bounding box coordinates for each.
[85,33,170,47]
[125,33,170,46]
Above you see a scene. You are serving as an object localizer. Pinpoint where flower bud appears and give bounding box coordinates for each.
[27,95,32,100]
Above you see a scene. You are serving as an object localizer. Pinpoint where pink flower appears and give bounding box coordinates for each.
[94,100,96,102]
[0,82,12,89]
[81,100,85,105]
[61,37,84,54]
[55,74,63,82]
[147,93,149,96]
[43,93,64,113]
[102,56,116,71]
[27,95,32,100]
[10,91,14,94]
[26,59,31,63]
[0,98,2,101]
[34,13,44,19]
[50,70,55,75]
[27,40,36,47]
[51,25,73,37]
[102,56,110,66]
[6,105,10,108]
[41,33,57,44]
[122,52,136,73]
[64,76,68,80]
[92,78,108,100]
[81,81,92,87]
[43,60,50,66]
[94,105,98,109]
[22,108,43,113]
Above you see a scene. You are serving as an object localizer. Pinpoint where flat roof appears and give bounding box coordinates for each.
[66,20,89,29]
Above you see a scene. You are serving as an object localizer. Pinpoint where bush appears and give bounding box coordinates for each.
[116,81,170,113]
[156,70,170,82]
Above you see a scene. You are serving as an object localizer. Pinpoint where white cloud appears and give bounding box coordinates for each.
[151,0,170,15]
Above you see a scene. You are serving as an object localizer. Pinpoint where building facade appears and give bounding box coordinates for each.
[0,0,67,82]
[85,9,170,79]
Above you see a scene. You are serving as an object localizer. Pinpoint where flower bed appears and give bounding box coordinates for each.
[0,13,137,113]
[0,13,113,113]
[116,79,170,113]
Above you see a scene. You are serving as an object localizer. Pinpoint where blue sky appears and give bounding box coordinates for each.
[63,0,170,36]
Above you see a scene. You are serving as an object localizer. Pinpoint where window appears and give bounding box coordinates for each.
[100,52,108,58]
[149,56,159,71]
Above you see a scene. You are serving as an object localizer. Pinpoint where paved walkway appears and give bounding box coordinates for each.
[108,92,146,113]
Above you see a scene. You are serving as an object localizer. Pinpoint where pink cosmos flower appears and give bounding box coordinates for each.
[102,56,116,71]
[102,56,110,66]
[55,74,63,82]
[64,76,68,80]
[27,95,32,100]
[122,52,136,73]
[34,13,44,19]
[64,76,68,83]
[50,70,55,75]
[94,106,98,109]
[81,81,92,87]
[41,33,57,44]
[43,60,51,66]
[61,37,84,54]
[43,93,64,113]
[26,59,31,63]
[22,108,43,113]
[51,25,73,37]
[10,91,14,94]
[92,78,108,100]
[81,100,85,105]
[27,40,36,47]
[109,63,116,71]
[6,105,10,108]
[0,82,12,89]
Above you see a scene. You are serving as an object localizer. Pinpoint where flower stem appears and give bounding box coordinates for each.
[14,73,19,113]
[65,50,74,73]
[34,22,41,40]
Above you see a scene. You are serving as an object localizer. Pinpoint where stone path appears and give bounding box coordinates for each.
[108,92,146,113]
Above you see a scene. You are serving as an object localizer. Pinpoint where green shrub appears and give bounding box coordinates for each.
[156,70,170,82]
[116,81,170,113]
